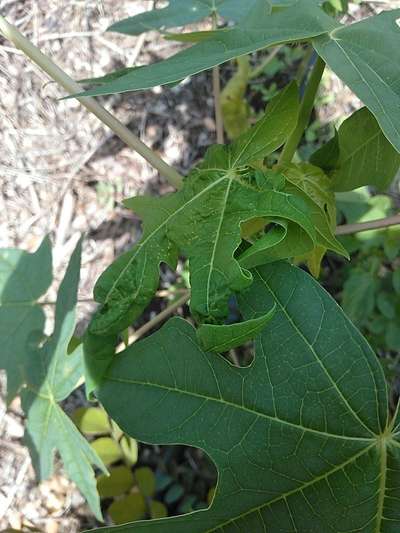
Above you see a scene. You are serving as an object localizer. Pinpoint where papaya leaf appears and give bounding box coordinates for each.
[317,108,400,192]
[279,163,347,258]
[313,9,400,153]
[94,261,397,532]
[20,240,106,521]
[0,237,52,402]
[238,218,314,270]
[88,83,316,336]
[77,1,337,98]
[197,303,276,352]
[107,0,264,36]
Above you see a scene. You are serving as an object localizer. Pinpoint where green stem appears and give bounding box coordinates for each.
[249,46,282,80]
[279,55,325,165]
[0,14,184,189]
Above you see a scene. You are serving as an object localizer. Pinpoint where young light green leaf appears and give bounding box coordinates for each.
[108,0,264,36]
[197,303,275,353]
[88,84,315,333]
[78,1,337,98]
[91,437,123,466]
[0,237,52,402]
[135,467,156,498]
[21,240,106,521]
[108,494,146,525]
[317,108,400,192]
[97,466,135,499]
[94,262,395,532]
[72,407,111,435]
[313,9,400,153]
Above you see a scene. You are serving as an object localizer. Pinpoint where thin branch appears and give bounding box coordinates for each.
[249,46,282,80]
[0,15,184,189]
[335,214,400,236]
[129,292,190,343]
[211,12,224,144]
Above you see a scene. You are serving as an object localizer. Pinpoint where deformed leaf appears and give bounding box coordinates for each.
[94,261,399,531]
[197,303,276,353]
[88,83,315,336]
[313,9,400,153]
[0,237,52,402]
[279,162,348,264]
[21,240,106,520]
[316,108,400,192]
[78,1,337,98]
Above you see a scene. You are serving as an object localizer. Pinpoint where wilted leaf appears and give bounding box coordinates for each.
[21,240,105,520]
[95,262,397,531]
[313,9,400,153]
[97,466,135,498]
[197,304,275,353]
[0,237,52,402]
[220,56,251,140]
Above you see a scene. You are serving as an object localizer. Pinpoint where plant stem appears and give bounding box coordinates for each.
[335,214,400,236]
[279,55,325,165]
[129,292,190,343]
[249,46,282,80]
[211,11,224,144]
[0,14,184,189]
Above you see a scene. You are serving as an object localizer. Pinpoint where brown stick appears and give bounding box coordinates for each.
[335,214,400,236]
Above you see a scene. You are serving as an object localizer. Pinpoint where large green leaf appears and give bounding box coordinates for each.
[311,108,400,192]
[21,240,106,520]
[107,0,263,36]
[0,237,52,402]
[78,0,337,97]
[94,261,399,532]
[313,9,400,153]
[88,83,316,335]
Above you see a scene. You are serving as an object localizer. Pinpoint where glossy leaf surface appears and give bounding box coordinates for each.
[94,262,399,532]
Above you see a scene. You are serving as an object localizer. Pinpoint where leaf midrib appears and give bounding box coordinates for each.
[256,269,380,437]
[105,375,374,443]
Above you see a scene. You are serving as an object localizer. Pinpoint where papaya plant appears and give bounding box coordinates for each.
[1,0,400,531]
